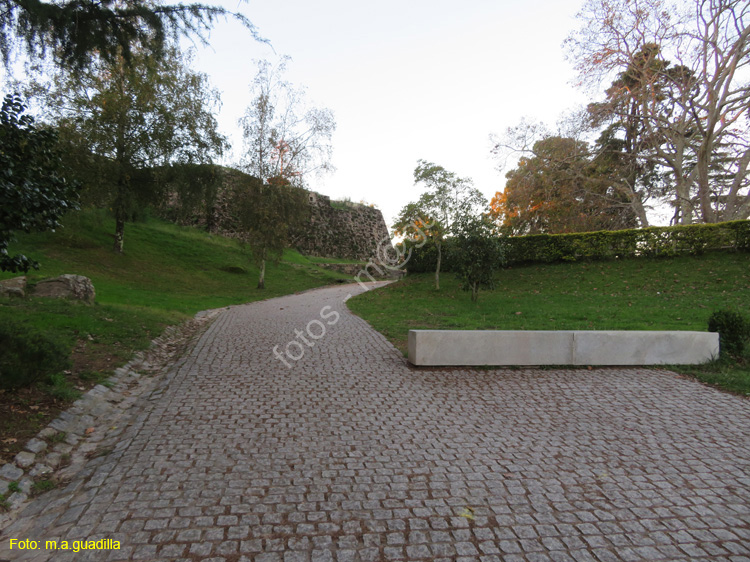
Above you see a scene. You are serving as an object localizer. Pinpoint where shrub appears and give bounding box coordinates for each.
[451,216,505,301]
[708,310,750,358]
[0,321,70,389]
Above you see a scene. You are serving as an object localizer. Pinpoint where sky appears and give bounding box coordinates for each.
[189,0,591,229]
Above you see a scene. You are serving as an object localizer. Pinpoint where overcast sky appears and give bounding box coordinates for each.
[190,1,590,228]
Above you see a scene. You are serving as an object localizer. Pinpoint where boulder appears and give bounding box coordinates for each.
[0,276,27,298]
[32,274,95,303]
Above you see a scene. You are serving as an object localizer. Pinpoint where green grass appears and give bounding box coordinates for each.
[348,252,750,394]
[30,479,56,496]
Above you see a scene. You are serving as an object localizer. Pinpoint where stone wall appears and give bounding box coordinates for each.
[160,166,392,261]
[291,192,392,260]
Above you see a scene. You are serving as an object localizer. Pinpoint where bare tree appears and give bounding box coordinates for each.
[566,0,750,224]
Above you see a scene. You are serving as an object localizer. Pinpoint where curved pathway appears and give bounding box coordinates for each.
[2,282,750,561]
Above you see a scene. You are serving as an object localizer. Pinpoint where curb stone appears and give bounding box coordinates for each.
[0,307,224,530]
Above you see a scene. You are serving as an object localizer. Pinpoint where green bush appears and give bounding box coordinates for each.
[451,216,505,301]
[708,310,750,358]
[504,220,750,266]
[0,321,70,389]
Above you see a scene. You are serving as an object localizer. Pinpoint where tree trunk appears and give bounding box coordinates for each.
[471,282,478,302]
[434,241,441,291]
[113,216,125,253]
[633,198,649,228]
[257,259,266,289]
[674,177,694,225]
[697,144,717,223]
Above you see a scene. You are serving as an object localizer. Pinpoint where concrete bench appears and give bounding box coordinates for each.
[407,329,720,366]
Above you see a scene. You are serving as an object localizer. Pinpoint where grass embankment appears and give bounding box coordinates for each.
[0,210,351,462]
[348,252,750,395]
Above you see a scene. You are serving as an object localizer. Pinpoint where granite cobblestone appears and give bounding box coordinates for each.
[0,282,749,560]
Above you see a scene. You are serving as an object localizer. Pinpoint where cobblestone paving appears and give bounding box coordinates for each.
[1,282,750,561]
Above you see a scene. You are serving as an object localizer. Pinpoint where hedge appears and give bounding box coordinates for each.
[503,220,750,265]
[403,220,750,272]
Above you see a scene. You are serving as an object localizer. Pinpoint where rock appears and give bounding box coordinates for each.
[52,443,73,455]
[0,276,26,298]
[14,451,35,469]
[17,478,32,494]
[0,463,23,481]
[25,438,47,455]
[43,452,62,469]
[7,492,28,510]
[32,274,95,303]
[38,428,58,440]
[28,464,52,478]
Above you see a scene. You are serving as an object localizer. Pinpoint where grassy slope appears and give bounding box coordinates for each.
[3,211,349,312]
[0,210,351,461]
[348,252,750,394]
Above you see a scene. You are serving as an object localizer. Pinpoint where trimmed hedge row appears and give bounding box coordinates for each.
[403,220,750,272]
[504,220,750,265]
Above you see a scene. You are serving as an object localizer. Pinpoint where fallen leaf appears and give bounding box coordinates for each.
[85,427,95,435]
[2,438,17,444]
[459,507,475,520]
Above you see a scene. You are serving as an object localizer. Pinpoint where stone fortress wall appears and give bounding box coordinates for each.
[291,192,392,261]
[161,165,392,261]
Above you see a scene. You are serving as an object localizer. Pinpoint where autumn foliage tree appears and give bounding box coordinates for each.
[237,58,335,288]
[240,57,335,186]
[490,136,639,235]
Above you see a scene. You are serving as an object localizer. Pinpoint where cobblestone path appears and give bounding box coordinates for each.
[1,282,750,561]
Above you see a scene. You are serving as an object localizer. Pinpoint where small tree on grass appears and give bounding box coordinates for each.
[452,215,504,302]
[25,45,226,254]
[232,175,309,289]
[394,160,487,290]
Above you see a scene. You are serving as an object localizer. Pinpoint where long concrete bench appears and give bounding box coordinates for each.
[407,329,720,366]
